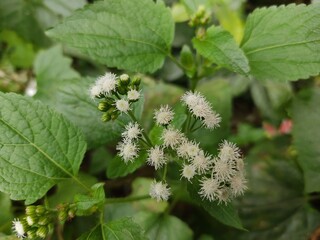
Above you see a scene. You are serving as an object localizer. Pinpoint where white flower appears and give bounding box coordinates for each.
[154,105,174,126]
[149,181,171,202]
[147,146,167,170]
[115,99,130,113]
[230,172,247,196]
[199,177,219,202]
[203,111,221,129]
[122,122,142,141]
[215,187,232,205]
[212,157,235,182]
[120,74,129,81]
[187,141,201,158]
[176,140,191,159]
[235,158,245,172]
[127,89,140,101]
[96,72,117,95]
[116,141,139,163]
[12,219,25,239]
[89,85,102,99]
[181,91,206,109]
[181,164,196,181]
[192,151,212,174]
[161,128,184,148]
[219,140,241,161]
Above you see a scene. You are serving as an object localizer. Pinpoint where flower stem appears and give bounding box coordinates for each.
[168,53,187,72]
[128,110,153,147]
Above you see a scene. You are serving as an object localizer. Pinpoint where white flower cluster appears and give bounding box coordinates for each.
[117,122,142,163]
[12,219,25,239]
[181,91,221,129]
[89,72,142,121]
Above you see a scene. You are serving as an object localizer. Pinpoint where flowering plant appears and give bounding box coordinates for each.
[1,0,320,239]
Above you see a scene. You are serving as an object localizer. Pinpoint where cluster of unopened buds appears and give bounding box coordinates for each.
[12,205,54,239]
[91,72,247,204]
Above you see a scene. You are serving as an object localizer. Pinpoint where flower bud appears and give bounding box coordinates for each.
[131,76,141,88]
[68,209,76,219]
[38,216,50,225]
[36,205,46,215]
[98,101,111,112]
[25,206,36,216]
[26,215,36,226]
[117,85,128,95]
[27,230,37,239]
[101,112,112,122]
[58,210,68,222]
[36,226,48,239]
[119,74,130,85]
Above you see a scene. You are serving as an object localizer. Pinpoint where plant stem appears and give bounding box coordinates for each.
[105,194,150,204]
[162,164,168,181]
[168,53,187,72]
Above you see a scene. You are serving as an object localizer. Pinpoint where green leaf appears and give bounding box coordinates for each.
[0,192,13,234]
[75,183,105,216]
[34,46,123,149]
[193,26,250,75]
[0,93,87,204]
[47,0,174,73]
[293,88,320,193]
[78,218,148,240]
[241,4,320,81]
[187,180,244,230]
[134,212,193,240]
[107,152,147,179]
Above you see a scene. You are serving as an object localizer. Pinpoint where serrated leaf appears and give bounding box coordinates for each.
[134,212,193,240]
[0,93,86,204]
[241,4,320,81]
[187,181,244,230]
[47,0,174,73]
[193,26,250,75]
[78,218,148,240]
[34,46,123,149]
[107,152,147,179]
[75,183,105,216]
[293,88,320,193]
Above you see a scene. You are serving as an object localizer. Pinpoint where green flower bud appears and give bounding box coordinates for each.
[98,101,111,112]
[131,76,141,88]
[27,230,37,239]
[101,112,112,122]
[38,216,50,226]
[111,112,120,121]
[26,215,37,226]
[36,205,46,215]
[36,226,48,239]
[68,209,76,219]
[117,85,128,95]
[119,74,130,86]
[58,210,68,222]
[25,206,36,216]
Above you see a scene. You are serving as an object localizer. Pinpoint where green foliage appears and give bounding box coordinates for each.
[193,26,250,75]
[0,92,86,204]
[293,88,320,193]
[241,4,320,81]
[134,212,193,240]
[78,218,148,240]
[47,0,174,73]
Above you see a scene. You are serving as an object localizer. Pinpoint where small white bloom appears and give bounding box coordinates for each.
[96,72,117,95]
[212,157,235,182]
[199,177,219,202]
[192,151,212,174]
[230,172,248,196]
[181,164,196,181]
[149,181,171,202]
[203,111,221,129]
[89,85,102,99]
[122,122,142,141]
[12,219,25,239]
[219,140,241,161]
[215,187,232,205]
[161,128,184,148]
[127,89,140,101]
[176,140,191,159]
[116,141,139,163]
[191,103,211,119]
[147,146,167,170]
[181,91,206,109]
[154,105,174,126]
[235,158,245,172]
[120,74,129,81]
[187,141,201,158]
[115,99,130,113]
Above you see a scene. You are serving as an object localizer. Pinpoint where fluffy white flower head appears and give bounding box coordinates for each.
[215,188,231,205]
[230,172,247,196]
[127,89,140,101]
[115,99,130,113]
[12,219,25,239]
[212,157,235,182]
[149,181,171,202]
[203,111,221,129]
[122,122,142,141]
[89,85,102,99]
[219,140,241,161]
[147,146,167,170]
[192,151,212,174]
[181,91,205,108]
[154,105,174,126]
[116,141,139,163]
[199,177,219,202]
[181,164,196,181]
[96,72,117,95]
[161,128,184,148]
